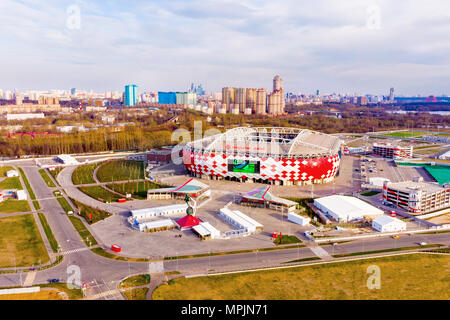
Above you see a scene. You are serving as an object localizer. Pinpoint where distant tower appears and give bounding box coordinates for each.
[389,87,395,102]
[124,84,138,106]
[273,75,283,92]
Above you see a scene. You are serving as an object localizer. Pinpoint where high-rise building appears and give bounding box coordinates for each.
[124,84,138,106]
[222,87,236,112]
[236,88,247,113]
[389,87,395,102]
[268,75,284,115]
[71,88,76,95]
[255,89,267,114]
[273,75,283,91]
[246,88,257,113]
[357,96,368,105]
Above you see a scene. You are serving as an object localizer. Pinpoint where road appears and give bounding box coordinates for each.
[0,159,449,300]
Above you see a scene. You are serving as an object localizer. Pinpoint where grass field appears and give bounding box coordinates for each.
[69,197,111,224]
[0,199,31,214]
[38,169,56,188]
[68,216,98,246]
[72,163,101,185]
[78,186,122,203]
[153,253,450,300]
[106,181,168,199]
[380,131,428,138]
[119,274,150,288]
[0,214,50,268]
[0,177,23,190]
[96,160,145,183]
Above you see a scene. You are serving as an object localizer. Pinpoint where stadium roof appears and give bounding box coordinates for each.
[186,127,341,157]
[242,186,297,207]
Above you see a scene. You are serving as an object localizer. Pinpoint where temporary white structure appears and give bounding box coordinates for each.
[372,216,406,233]
[55,154,79,165]
[16,190,27,201]
[288,212,311,226]
[6,170,19,177]
[133,218,175,232]
[192,222,221,240]
[314,195,384,222]
[130,204,188,220]
[218,207,263,233]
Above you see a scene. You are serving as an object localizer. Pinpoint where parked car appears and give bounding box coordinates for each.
[392,235,400,239]
[47,278,60,283]
[419,242,427,246]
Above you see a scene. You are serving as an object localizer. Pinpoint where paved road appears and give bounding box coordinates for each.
[1,160,449,300]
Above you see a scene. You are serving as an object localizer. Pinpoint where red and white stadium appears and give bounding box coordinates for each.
[182,127,342,185]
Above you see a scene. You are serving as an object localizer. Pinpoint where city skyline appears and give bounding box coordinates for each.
[1,0,450,95]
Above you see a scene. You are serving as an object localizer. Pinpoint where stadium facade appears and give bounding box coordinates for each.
[182,127,341,185]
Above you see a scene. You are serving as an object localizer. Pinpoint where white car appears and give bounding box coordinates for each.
[419,242,427,246]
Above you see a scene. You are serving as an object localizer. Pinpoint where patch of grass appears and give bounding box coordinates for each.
[0,214,50,268]
[0,289,64,300]
[119,274,150,288]
[0,199,31,213]
[78,186,122,203]
[67,216,97,246]
[90,247,148,262]
[122,287,149,300]
[107,181,169,199]
[152,253,450,300]
[48,167,63,182]
[37,212,59,253]
[360,191,380,197]
[56,197,73,214]
[38,169,56,188]
[69,197,111,224]
[97,160,144,183]
[18,168,36,200]
[332,244,443,258]
[282,257,322,264]
[32,200,40,210]
[0,166,15,176]
[423,247,450,253]
[0,177,23,190]
[274,235,301,245]
[72,163,101,185]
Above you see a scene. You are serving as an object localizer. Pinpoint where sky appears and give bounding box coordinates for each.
[0,0,450,96]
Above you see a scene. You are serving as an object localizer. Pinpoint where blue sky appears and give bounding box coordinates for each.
[1,0,450,95]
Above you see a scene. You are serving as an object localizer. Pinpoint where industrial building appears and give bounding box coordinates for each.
[372,142,413,159]
[382,178,450,214]
[218,207,263,234]
[158,92,196,107]
[372,215,406,233]
[314,195,384,222]
[183,127,341,185]
[6,113,45,121]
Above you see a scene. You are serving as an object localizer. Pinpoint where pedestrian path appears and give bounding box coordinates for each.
[22,271,37,287]
[59,247,92,256]
[309,246,332,260]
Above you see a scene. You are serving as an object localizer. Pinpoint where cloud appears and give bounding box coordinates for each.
[0,0,449,95]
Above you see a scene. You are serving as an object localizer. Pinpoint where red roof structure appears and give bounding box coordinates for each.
[175,214,202,230]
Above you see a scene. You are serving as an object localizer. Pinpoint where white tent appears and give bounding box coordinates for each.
[372,216,406,233]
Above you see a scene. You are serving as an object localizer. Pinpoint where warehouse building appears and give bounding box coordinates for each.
[130,218,176,232]
[372,215,406,233]
[372,142,413,159]
[382,178,450,214]
[218,207,263,234]
[314,195,384,222]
